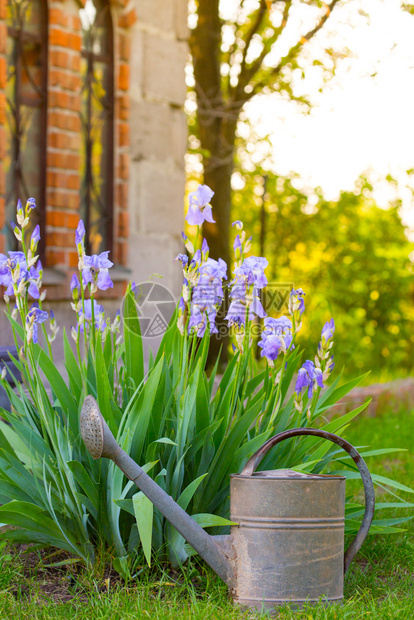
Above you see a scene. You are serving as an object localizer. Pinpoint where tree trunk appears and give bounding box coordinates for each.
[190,0,240,365]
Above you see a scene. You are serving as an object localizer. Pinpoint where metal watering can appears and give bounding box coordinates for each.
[80,396,375,613]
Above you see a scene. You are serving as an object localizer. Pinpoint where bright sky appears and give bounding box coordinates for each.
[242,0,414,230]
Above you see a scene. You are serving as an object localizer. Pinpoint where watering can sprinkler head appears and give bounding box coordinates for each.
[80,395,235,587]
[80,395,120,460]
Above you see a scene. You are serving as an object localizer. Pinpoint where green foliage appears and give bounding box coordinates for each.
[0,208,413,580]
[233,171,414,376]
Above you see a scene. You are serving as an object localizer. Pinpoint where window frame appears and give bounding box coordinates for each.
[6,0,49,260]
[80,0,115,256]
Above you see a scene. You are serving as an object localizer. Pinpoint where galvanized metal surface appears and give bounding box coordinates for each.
[231,428,375,612]
[230,472,345,611]
[79,400,375,615]
[243,428,376,574]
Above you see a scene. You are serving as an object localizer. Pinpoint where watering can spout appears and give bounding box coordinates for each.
[80,396,235,586]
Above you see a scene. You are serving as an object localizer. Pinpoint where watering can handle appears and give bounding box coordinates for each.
[241,427,375,573]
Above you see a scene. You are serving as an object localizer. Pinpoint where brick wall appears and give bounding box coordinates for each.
[0,0,188,355]
[0,0,137,297]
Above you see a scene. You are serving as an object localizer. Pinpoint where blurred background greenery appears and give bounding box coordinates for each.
[186,0,414,379]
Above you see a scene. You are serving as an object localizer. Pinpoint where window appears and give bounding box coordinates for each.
[5,0,48,253]
[79,0,114,256]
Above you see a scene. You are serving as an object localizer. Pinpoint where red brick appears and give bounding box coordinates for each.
[46,231,73,248]
[118,64,130,91]
[118,9,138,29]
[46,210,80,229]
[50,29,69,48]
[47,190,80,210]
[0,23,7,54]
[71,15,82,31]
[69,251,79,268]
[118,211,129,237]
[46,210,66,227]
[46,249,66,266]
[49,91,69,108]
[119,34,131,61]
[68,33,82,51]
[117,95,130,121]
[70,55,81,72]
[119,153,129,180]
[0,93,6,125]
[118,123,129,147]
[67,213,80,229]
[116,183,129,209]
[50,9,69,28]
[67,174,80,190]
[50,50,70,69]
[48,131,70,149]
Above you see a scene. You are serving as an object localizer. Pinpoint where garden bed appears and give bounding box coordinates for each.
[2,406,414,620]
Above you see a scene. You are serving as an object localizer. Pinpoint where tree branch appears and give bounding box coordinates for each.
[246,0,340,99]
[235,0,292,99]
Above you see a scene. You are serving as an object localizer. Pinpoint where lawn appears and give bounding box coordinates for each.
[1,405,414,619]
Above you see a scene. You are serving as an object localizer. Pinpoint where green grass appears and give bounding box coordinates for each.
[1,406,414,619]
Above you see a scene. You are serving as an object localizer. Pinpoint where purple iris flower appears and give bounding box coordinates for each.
[189,258,227,337]
[198,258,227,291]
[250,295,266,319]
[26,198,36,213]
[233,234,242,258]
[82,252,114,290]
[295,360,324,399]
[188,303,218,337]
[258,334,283,361]
[186,184,215,226]
[201,238,209,258]
[0,252,40,299]
[258,316,294,362]
[290,288,305,315]
[175,253,189,267]
[235,256,268,289]
[79,299,104,332]
[189,249,202,270]
[261,316,294,350]
[70,273,80,297]
[30,225,40,250]
[232,220,243,230]
[263,317,292,334]
[26,306,48,344]
[83,299,104,320]
[16,200,24,218]
[321,318,335,343]
[225,299,248,327]
[76,220,86,247]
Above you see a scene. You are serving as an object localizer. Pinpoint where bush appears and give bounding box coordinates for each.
[0,193,413,578]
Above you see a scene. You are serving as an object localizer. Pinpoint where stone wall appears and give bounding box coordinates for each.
[0,0,188,350]
[128,0,187,296]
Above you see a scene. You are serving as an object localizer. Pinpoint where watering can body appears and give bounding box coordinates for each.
[230,470,346,610]
[80,397,375,614]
